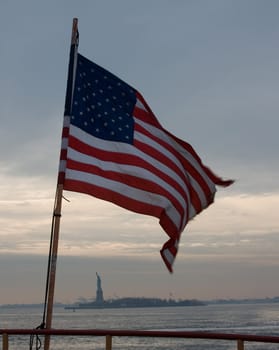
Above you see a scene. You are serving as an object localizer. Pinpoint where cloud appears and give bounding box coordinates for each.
[1,167,278,265]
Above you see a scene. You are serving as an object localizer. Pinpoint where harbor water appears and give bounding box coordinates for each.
[1,302,279,349]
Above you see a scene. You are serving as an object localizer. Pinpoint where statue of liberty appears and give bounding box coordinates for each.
[96,272,104,304]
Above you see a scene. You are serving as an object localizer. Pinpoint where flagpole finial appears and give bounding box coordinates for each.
[71,18,79,45]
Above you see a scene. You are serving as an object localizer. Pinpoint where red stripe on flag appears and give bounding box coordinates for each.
[68,135,190,217]
[66,157,185,222]
[63,178,179,239]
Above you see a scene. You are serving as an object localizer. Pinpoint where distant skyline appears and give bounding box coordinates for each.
[1,1,279,304]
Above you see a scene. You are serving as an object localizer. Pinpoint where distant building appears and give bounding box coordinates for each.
[96,272,104,304]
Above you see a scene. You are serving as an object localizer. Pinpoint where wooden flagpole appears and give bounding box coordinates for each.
[44,18,78,350]
[44,185,63,350]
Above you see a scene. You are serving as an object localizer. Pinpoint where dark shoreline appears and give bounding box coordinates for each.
[2,296,279,309]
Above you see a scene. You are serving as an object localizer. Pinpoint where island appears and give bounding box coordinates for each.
[65,273,205,310]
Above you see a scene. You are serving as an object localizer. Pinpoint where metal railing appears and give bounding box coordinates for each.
[1,328,279,349]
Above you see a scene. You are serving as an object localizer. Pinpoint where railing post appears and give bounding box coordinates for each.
[2,333,9,350]
[106,334,112,350]
[237,339,244,350]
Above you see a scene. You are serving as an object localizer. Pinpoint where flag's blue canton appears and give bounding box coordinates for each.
[71,54,136,145]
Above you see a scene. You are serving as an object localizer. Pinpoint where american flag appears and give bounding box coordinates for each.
[59,53,233,272]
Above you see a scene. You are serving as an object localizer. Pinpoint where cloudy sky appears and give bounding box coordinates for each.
[0,0,278,305]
